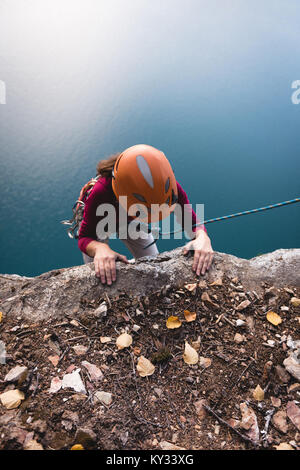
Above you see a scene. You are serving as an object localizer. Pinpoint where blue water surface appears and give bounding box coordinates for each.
[0,0,299,276]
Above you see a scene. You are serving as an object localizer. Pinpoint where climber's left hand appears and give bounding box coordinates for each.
[183,229,214,276]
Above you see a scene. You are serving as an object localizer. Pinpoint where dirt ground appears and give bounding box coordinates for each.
[0,275,299,450]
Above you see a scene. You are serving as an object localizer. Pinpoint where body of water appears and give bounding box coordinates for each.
[0,0,299,277]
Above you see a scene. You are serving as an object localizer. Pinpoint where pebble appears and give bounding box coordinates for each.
[283,356,300,382]
[81,361,104,382]
[72,345,88,356]
[234,333,245,344]
[4,366,28,383]
[94,391,113,406]
[62,368,86,394]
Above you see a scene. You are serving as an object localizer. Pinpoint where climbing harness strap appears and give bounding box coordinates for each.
[61,175,101,239]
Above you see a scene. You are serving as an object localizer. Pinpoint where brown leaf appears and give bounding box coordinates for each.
[184,310,197,322]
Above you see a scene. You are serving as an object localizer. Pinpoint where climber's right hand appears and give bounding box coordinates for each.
[94,244,129,285]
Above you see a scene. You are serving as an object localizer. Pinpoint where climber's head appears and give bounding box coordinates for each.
[111,144,178,223]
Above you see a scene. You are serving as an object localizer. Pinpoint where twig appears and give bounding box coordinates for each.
[203,404,260,448]
[261,408,275,447]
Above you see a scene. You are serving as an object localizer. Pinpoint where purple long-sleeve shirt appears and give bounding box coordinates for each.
[78,176,206,255]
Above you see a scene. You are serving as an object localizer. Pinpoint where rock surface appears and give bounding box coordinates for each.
[0,248,299,321]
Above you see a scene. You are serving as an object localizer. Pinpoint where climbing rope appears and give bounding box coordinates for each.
[143,197,300,248]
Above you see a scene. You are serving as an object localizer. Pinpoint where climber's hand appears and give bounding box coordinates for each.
[94,244,129,285]
[183,230,214,276]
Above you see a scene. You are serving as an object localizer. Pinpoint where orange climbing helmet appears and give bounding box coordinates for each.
[112,144,178,222]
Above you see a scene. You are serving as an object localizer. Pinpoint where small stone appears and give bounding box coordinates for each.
[271,397,281,408]
[23,439,43,450]
[72,345,88,356]
[239,402,260,443]
[194,399,207,420]
[4,366,28,383]
[236,300,251,311]
[275,365,291,384]
[290,297,300,308]
[62,368,86,394]
[236,319,246,327]
[48,355,60,367]
[93,302,107,317]
[286,401,300,431]
[159,441,186,450]
[234,333,245,344]
[94,391,113,406]
[49,377,62,394]
[132,324,141,332]
[273,411,288,433]
[81,361,104,382]
[283,356,300,382]
[280,306,289,312]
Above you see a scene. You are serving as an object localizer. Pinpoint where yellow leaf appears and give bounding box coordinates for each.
[185,283,197,292]
[0,389,25,409]
[71,444,84,450]
[137,356,155,377]
[116,333,133,350]
[183,342,199,365]
[184,310,197,322]
[266,311,282,326]
[0,312,2,323]
[253,384,265,401]
[166,316,182,329]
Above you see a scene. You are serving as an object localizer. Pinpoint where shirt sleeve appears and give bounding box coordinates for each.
[78,181,110,255]
[175,181,207,238]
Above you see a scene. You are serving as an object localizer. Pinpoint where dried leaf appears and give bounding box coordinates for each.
[274,443,294,450]
[0,389,25,409]
[184,310,197,322]
[290,297,300,307]
[185,283,197,292]
[116,333,133,350]
[210,278,223,286]
[136,356,155,377]
[236,299,251,311]
[166,316,182,329]
[252,384,265,401]
[199,356,212,369]
[183,342,199,365]
[266,311,282,326]
[100,336,112,344]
